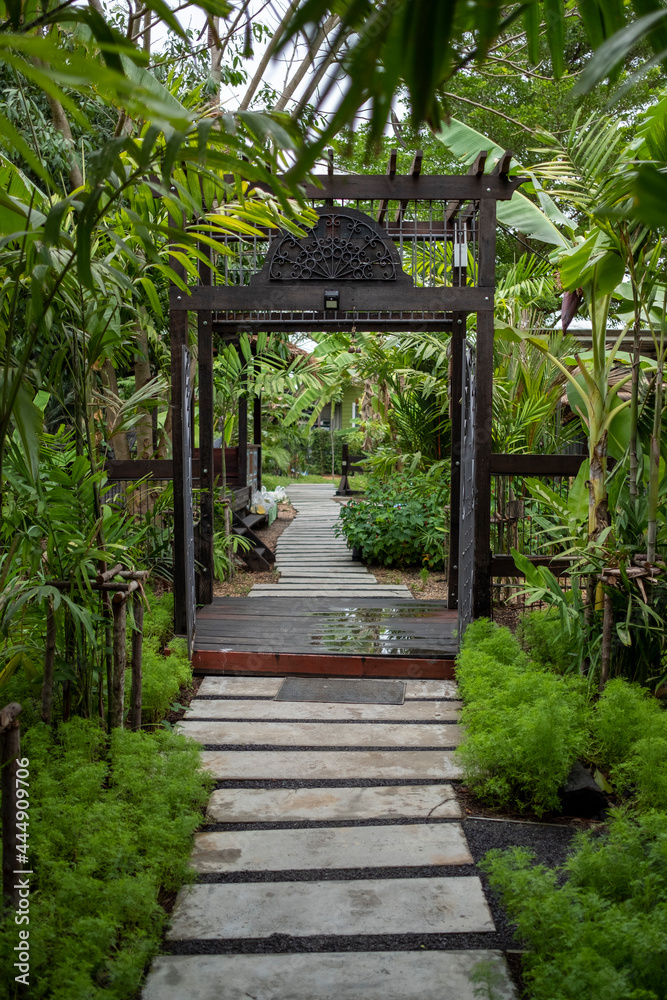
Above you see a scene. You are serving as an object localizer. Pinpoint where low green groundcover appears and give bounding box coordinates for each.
[0,719,211,1000]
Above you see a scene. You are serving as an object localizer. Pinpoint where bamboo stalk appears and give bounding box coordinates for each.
[131,591,144,732]
[41,598,56,723]
[599,589,614,691]
[110,600,127,728]
[1,703,22,908]
[96,563,123,584]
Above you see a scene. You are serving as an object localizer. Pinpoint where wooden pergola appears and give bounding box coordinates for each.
[168,152,526,648]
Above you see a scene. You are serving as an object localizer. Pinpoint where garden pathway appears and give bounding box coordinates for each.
[249,484,413,599]
[143,677,515,999]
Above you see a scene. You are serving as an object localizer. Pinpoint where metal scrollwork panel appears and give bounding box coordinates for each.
[458,341,476,637]
[182,346,196,659]
[260,207,410,283]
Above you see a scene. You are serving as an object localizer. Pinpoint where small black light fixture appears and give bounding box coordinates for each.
[324,289,340,311]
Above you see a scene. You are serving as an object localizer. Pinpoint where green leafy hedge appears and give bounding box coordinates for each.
[482,810,667,1000]
[456,619,590,816]
[335,472,447,568]
[0,719,211,1000]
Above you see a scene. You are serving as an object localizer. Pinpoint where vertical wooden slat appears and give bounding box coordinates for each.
[170,222,188,635]
[474,197,496,619]
[447,313,465,609]
[197,246,214,604]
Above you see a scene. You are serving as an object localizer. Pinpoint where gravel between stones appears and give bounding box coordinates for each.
[463,817,577,951]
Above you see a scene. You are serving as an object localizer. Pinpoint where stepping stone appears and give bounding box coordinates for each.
[200,749,464,780]
[406,679,460,699]
[143,951,515,1000]
[185,699,461,721]
[253,584,410,589]
[249,588,413,597]
[197,677,282,697]
[179,720,463,747]
[196,677,460,700]
[191,822,472,872]
[205,783,461,822]
[166,876,494,939]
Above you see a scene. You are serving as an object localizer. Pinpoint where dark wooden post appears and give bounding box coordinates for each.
[448,312,466,609]
[237,343,248,489]
[110,596,127,727]
[130,590,144,731]
[197,246,214,604]
[170,231,188,636]
[474,198,496,619]
[1,702,22,908]
[254,393,262,491]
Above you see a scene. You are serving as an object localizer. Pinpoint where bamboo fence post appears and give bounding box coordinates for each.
[102,591,113,731]
[110,598,127,728]
[131,591,144,731]
[41,598,56,724]
[1,702,22,908]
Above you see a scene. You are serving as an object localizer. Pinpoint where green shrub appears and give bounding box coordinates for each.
[0,719,211,1000]
[457,663,590,815]
[456,620,590,815]
[335,471,447,568]
[142,589,175,650]
[480,809,667,1000]
[517,609,580,673]
[132,636,192,723]
[593,678,665,769]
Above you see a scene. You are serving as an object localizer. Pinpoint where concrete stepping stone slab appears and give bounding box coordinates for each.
[179,720,463,747]
[143,951,515,1000]
[195,678,460,701]
[191,822,472,873]
[166,876,494,939]
[185,699,462,721]
[197,677,282,697]
[200,749,464,780]
[406,679,460,699]
[205,783,461,823]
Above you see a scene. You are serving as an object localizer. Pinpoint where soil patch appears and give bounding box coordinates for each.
[212,502,296,598]
[371,566,448,600]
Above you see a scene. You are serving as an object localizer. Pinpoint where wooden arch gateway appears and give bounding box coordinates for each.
[168,152,524,648]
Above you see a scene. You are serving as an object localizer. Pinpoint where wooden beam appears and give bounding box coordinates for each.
[394,150,423,225]
[491,554,573,578]
[301,173,525,201]
[172,285,494,313]
[490,454,586,476]
[106,459,174,480]
[491,150,514,176]
[376,148,398,225]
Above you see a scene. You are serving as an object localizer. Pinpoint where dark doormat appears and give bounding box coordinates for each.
[276,677,406,705]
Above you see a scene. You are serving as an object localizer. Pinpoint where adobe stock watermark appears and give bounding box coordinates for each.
[13,757,31,988]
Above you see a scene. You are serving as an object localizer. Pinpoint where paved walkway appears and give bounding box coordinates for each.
[143,677,515,999]
[249,484,413,599]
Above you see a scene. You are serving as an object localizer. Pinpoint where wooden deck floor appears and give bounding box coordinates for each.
[193,598,458,678]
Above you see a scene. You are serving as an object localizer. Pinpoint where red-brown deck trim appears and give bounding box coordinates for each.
[193,649,455,679]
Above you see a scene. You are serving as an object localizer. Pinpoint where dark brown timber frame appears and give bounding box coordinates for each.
[169,156,525,635]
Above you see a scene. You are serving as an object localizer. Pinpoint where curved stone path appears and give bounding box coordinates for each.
[143,675,516,999]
